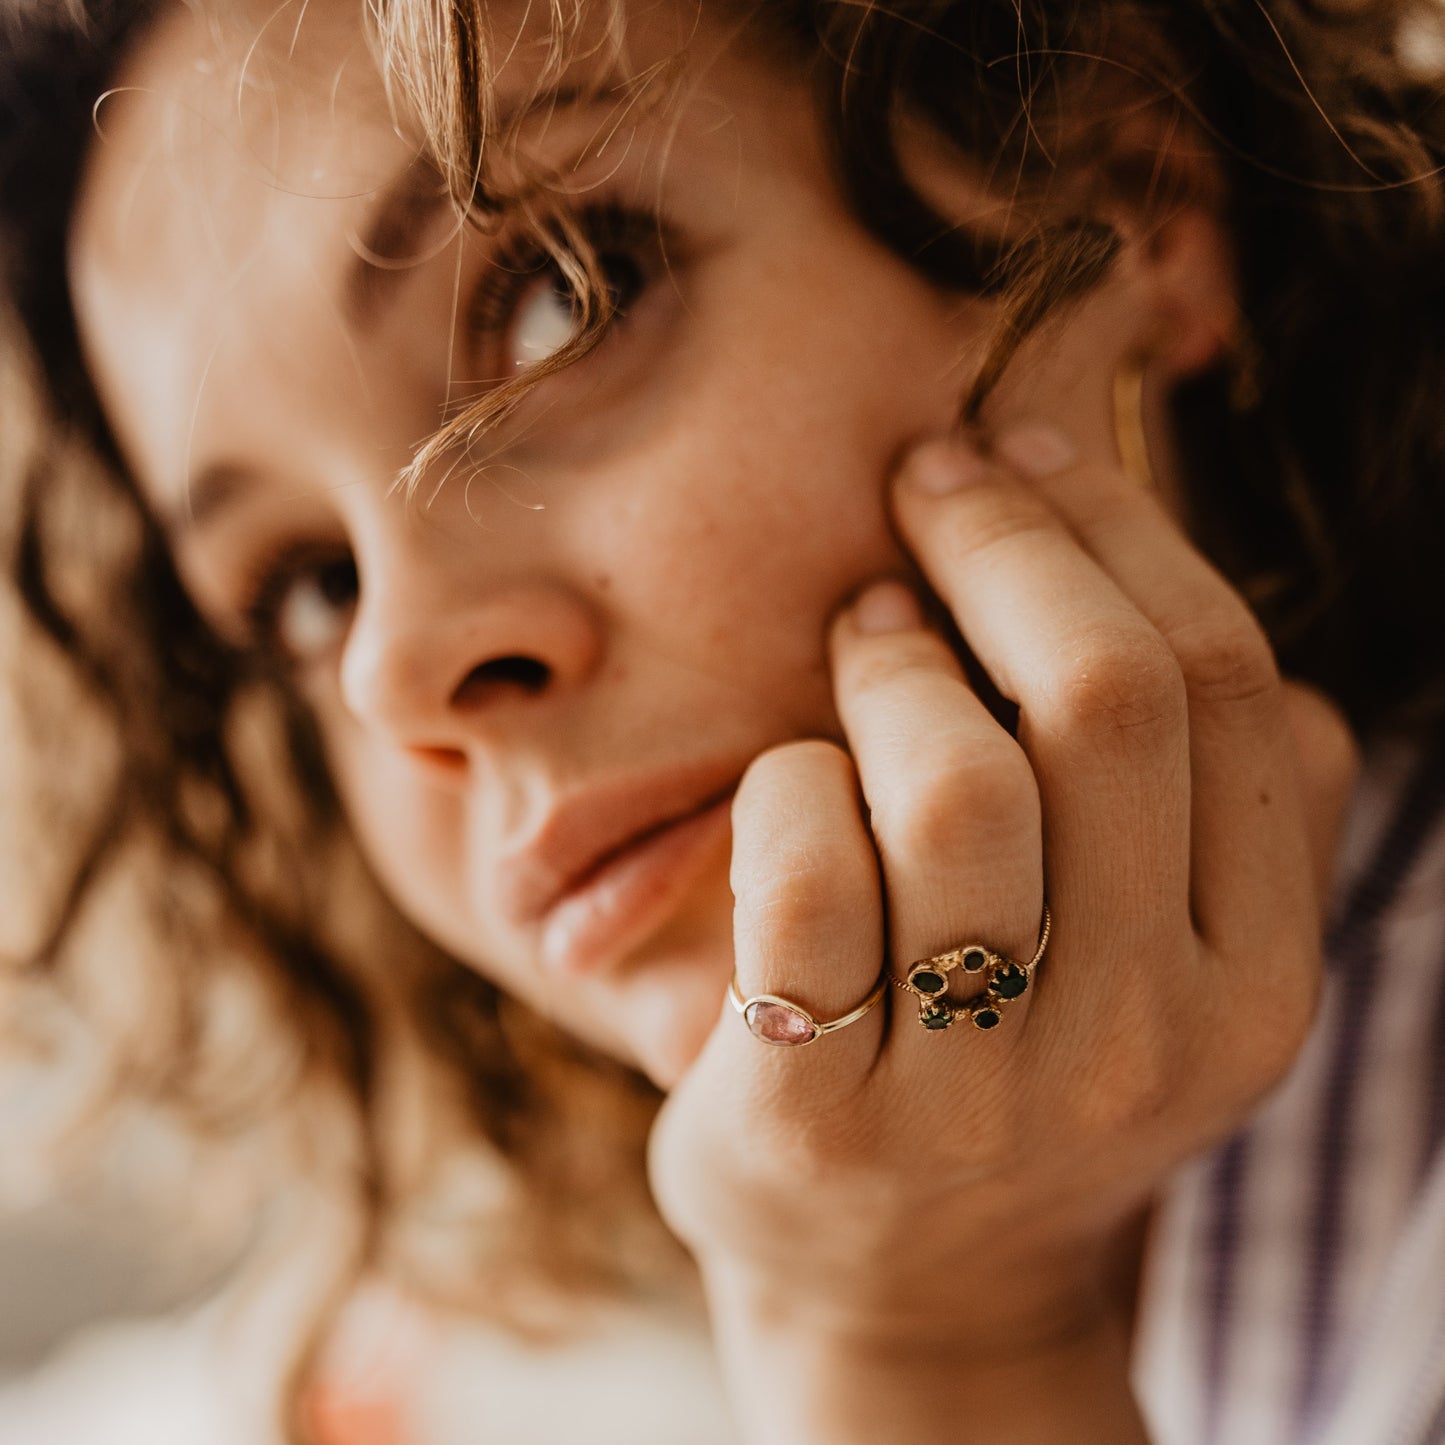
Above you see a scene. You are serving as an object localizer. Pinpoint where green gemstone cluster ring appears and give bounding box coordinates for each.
[894,905,1051,1033]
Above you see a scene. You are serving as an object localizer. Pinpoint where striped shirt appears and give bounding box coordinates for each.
[1136,739,1445,1445]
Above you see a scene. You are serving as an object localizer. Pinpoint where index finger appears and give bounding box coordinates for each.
[890,436,1194,971]
[990,423,1315,958]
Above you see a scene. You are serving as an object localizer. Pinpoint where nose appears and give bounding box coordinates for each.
[338,546,603,767]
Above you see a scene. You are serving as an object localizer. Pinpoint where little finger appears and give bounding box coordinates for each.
[722,739,888,1081]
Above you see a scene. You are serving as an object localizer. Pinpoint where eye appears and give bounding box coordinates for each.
[471,202,660,375]
[244,549,359,666]
[504,246,647,369]
[507,272,583,367]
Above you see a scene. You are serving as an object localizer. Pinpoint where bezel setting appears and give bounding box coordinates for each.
[894,907,1051,1037]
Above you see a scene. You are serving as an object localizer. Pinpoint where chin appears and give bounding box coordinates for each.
[637,1037,702,1092]
[609,962,732,1091]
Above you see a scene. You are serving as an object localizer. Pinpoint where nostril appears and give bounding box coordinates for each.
[451,655,551,706]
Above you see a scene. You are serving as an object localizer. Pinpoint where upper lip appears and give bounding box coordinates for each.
[495,760,743,927]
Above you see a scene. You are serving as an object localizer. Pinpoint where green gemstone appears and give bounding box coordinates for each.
[911,968,947,996]
[972,1007,1002,1030]
[921,1004,953,1030]
[989,965,1029,1001]
[962,947,988,973]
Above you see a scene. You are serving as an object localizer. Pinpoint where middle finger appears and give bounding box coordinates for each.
[891,437,1194,972]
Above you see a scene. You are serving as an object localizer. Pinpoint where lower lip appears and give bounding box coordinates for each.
[537,797,733,976]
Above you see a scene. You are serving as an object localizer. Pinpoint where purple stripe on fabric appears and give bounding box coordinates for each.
[1326,743,1445,954]
[1425,932,1445,1183]
[1296,936,1378,1432]
[1295,742,1445,1431]
[1202,1135,1249,1445]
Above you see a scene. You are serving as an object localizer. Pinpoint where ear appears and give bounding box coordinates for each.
[1093,109,1242,380]
[1134,206,1241,380]
[960,111,1243,483]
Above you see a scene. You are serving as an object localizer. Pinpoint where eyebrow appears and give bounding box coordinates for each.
[342,156,457,330]
[343,83,598,332]
[166,460,253,536]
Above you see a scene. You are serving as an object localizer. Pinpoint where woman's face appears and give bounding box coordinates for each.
[70,0,1165,1085]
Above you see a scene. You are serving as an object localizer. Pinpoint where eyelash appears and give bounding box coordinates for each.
[467,198,678,350]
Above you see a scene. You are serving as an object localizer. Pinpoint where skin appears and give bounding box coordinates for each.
[70,0,1358,1437]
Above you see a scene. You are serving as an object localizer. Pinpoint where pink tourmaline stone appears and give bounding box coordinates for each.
[744,1001,817,1046]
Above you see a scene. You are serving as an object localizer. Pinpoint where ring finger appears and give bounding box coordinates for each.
[829,579,1045,1041]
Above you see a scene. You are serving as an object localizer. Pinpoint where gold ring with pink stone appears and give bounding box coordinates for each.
[728,972,888,1047]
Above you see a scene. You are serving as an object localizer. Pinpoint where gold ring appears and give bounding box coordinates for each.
[729,973,887,1047]
[893,905,1051,1033]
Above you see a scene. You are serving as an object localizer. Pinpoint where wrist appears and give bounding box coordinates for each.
[701,1262,1148,1445]
[696,1230,1116,1354]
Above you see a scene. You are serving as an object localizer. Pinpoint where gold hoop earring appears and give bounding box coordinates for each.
[1111,352,1155,490]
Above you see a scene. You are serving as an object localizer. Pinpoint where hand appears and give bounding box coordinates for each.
[649,423,1357,1439]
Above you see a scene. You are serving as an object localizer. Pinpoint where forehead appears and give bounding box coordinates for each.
[76,3,414,267]
[69,1,408,481]
[75,0,624,220]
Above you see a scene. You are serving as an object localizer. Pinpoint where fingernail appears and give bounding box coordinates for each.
[903,438,988,496]
[852,580,924,635]
[995,422,1078,478]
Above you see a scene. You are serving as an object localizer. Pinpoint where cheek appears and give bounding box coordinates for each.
[594,486,880,724]
[666,275,966,604]
[613,395,923,663]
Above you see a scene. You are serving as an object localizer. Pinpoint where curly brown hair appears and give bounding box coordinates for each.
[4,0,1445,1435]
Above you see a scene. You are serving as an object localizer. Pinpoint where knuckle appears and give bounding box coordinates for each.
[1070,1011,1177,1136]
[1161,948,1322,1132]
[1042,627,1186,742]
[1169,609,1281,710]
[946,488,1058,562]
[871,741,1035,859]
[1227,946,1322,1093]
[1256,999,1317,1092]
[715,1082,890,1194]
[953,1095,1033,1172]
[735,838,855,940]
[739,737,852,800]
[1283,681,1362,792]
[764,874,847,942]
[844,633,950,699]
[733,740,864,928]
